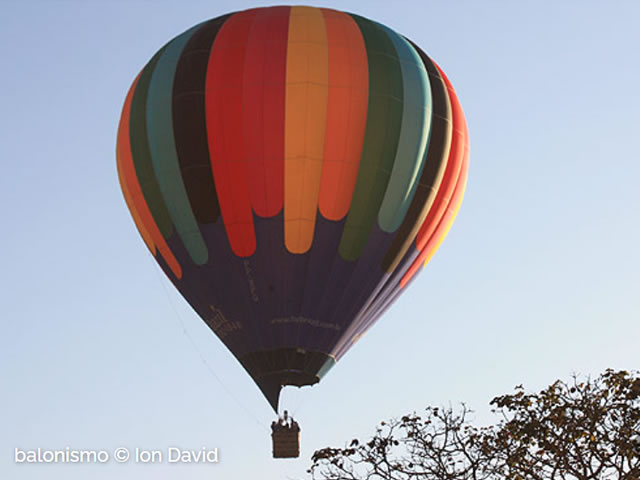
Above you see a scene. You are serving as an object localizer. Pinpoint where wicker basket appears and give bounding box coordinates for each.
[272,429,300,458]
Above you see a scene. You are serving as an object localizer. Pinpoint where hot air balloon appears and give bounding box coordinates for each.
[117,4,469,427]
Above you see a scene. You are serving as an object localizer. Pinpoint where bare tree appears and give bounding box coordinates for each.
[309,369,640,480]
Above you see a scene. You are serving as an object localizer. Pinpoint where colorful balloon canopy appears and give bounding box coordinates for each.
[117,5,469,411]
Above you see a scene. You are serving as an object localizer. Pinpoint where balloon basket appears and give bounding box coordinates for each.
[271,429,300,458]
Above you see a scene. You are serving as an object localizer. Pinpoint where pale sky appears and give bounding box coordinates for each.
[2,1,639,479]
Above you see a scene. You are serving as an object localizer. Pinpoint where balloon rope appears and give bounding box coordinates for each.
[147,253,268,431]
[289,389,308,419]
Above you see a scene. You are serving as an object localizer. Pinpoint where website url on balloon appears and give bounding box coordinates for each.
[271,316,341,330]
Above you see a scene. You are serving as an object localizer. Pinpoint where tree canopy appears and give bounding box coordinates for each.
[309,369,640,480]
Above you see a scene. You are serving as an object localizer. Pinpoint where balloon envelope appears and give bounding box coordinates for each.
[117,5,469,411]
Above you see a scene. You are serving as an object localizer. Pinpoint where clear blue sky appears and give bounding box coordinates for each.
[2,1,639,479]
